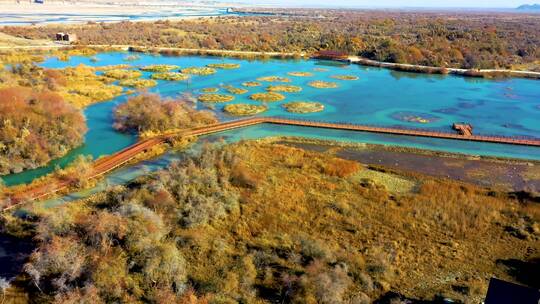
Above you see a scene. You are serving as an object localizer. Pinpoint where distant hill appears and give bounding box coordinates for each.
[517,4,540,10]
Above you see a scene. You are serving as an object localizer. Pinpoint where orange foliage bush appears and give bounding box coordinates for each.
[0,87,87,175]
[113,93,217,135]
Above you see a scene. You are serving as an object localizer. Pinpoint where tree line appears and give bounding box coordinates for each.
[3,10,540,69]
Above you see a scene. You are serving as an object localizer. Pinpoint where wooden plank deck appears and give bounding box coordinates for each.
[3,117,539,211]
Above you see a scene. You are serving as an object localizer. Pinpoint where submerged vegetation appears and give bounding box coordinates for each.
[249,92,286,102]
[241,81,261,87]
[201,87,219,93]
[113,93,217,136]
[288,71,314,77]
[283,101,325,113]
[197,93,235,103]
[0,87,86,175]
[331,74,359,80]
[391,112,440,124]
[122,54,140,61]
[207,63,241,69]
[223,103,268,116]
[223,85,248,95]
[2,141,538,303]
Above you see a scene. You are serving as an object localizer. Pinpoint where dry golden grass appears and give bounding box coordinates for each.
[180,141,539,303]
[5,141,539,303]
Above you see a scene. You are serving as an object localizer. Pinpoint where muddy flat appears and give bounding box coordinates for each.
[277,138,540,192]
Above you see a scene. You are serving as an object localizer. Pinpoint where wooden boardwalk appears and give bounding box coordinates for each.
[3,117,540,211]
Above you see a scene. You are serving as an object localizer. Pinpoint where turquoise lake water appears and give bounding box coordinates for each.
[2,51,540,186]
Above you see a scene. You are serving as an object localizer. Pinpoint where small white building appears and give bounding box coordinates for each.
[55,32,77,43]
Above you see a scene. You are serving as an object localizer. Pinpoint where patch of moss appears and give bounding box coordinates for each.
[181,67,217,75]
[288,71,314,77]
[224,103,268,116]
[198,93,235,103]
[207,63,241,69]
[283,101,325,113]
[150,72,189,81]
[249,92,286,102]
[140,64,180,72]
[257,76,291,83]
[266,85,302,93]
[118,78,157,88]
[103,69,142,80]
[331,75,359,80]
[308,80,339,89]
[223,85,248,95]
[242,81,262,87]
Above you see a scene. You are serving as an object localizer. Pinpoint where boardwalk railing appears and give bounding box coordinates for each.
[3,117,540,211]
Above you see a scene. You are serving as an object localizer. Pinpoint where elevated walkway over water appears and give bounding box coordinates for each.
[3,117,540,211]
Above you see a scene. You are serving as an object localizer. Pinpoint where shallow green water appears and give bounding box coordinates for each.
[2,51,540,186]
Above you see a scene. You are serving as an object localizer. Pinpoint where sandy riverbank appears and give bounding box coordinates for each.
[0,2,241,25]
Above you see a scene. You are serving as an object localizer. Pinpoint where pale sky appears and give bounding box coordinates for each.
[227,0,539,8]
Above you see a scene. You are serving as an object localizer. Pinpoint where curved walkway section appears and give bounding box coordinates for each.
[3,117,540,211]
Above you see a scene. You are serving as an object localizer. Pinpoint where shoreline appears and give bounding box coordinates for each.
[2,43,538,80]
[345,56,540,80]
[262,136,540,193]
[263,136,540,166]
